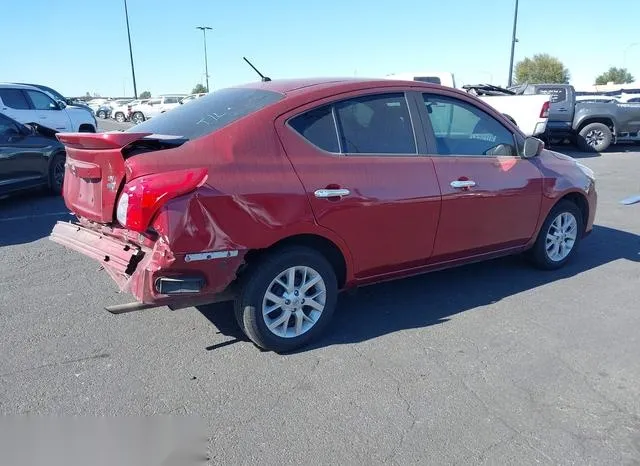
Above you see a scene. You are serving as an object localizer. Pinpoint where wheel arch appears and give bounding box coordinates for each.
[78,123,96,133]
[576,117,614,134]
[242,233,352,289]
[557,191,590,232]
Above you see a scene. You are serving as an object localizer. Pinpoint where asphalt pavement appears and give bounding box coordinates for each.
[1,126,639,464]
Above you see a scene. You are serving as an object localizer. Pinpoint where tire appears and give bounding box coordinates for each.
[234,246,338,353]
[78,125,95,133]
[115,112,126,123]
[48,152,66,195]
[97,110,106,119]
[527,200,583,270]
[131,112,145,124]
[577,122,612,152]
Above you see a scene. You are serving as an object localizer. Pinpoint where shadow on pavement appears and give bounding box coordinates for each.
[197,225,640,353]
[0,192,71,246]
[550,141,640,159]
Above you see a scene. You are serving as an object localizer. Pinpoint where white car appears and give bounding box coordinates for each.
[384,72,550,137]
[86,98,109,113]
[109,99,149,123]
[0,83,97,132]
[180,93,207,104]
[129,95,185,124]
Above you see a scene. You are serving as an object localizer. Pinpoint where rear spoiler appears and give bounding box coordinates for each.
[56,132,153,150]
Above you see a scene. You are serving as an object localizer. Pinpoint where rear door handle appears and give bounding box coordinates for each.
[450,180,476,189]
[314,188,350,199]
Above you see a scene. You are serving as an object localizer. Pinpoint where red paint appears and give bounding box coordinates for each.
[50,78,597,307]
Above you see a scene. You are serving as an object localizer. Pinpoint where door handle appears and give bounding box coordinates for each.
[450,180,476,189]
[314,188,350,199]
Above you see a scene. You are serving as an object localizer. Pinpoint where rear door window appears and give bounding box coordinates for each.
[128,87,284,140]
[335,93,416,155]
[289,105,340,153]
[0,89,31,109]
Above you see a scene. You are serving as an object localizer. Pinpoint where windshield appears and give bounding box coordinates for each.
[127,87,284,140]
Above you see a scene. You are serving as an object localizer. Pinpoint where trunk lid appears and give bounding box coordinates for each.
[57,132,152,223]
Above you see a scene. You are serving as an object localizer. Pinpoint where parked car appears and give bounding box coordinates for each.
[509,83,640,151]
[129,95,184,124]
[385,72,551,137]
[109,99,148,123]
[0,84,97,133]
[0,112,66,196]
[49,78,597,352]
[180,93,207,105]
[96,104,112,119]
[13,83,93,113]
[86,98,109,113]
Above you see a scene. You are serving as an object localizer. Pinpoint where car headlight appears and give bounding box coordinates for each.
[576,162,595,193]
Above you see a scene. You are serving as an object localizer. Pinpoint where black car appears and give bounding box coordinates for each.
[0,112,66,196]
[96,104,112,119]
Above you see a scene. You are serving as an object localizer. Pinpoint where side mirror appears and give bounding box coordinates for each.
[523,137,544,158]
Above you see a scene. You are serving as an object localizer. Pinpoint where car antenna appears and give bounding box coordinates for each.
[243,57,271,82]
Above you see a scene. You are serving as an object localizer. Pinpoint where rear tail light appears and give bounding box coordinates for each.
[116,168,208,232]
[540,101,550,118]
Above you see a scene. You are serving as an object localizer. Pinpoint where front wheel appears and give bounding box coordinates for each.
[97,110,106,119]
[115,112,126,123]
[234,247,338,352]
[131,112,145,124]
[577,123,612,152]
[527,200,583,270]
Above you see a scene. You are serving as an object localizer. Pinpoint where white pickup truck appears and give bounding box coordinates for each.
[384,72,550,137]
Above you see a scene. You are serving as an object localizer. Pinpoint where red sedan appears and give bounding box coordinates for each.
[50,78,597,352]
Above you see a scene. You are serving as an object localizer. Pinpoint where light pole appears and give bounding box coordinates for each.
[507,0,519,87]
[123,0,137,98]
[196,26,212,92]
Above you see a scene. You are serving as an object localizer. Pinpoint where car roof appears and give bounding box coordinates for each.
[232,77,446,96]
[0,82,42,91]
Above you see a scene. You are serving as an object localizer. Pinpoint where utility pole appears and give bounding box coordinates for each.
[124,0,138,98]
[507,0,519,87]
[196,26,212,92]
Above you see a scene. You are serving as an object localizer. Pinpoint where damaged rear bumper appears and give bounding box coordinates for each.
[50,221,243,307]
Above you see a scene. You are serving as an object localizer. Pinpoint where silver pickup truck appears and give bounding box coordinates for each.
[510,83,640,152]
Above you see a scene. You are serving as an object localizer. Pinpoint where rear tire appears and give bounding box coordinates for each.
[577,122,612,152]
[234,246,338,353]
[131,112,145,124]
[115,112,126,123]
[48,152,66,195]
[97,110,106,119]
[527,200,583,270]
[78,124,95,133]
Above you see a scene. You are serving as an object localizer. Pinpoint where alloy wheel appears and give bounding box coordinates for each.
[545,212,578,262]
[53,157,65,190]
[585,129,604,148]
[262,266,327,338]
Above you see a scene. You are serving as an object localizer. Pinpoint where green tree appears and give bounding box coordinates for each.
[139,90,151,99]
[595,67,634,85]
[192,83,207,94]
[514,54,570,84]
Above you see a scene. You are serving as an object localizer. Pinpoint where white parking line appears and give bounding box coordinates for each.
[0,211,71,222]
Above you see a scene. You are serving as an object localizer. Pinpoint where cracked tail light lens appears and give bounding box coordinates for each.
[116,168,208,233]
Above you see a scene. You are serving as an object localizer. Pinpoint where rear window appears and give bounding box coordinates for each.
[127,88,284,139]
[537,87,567,103]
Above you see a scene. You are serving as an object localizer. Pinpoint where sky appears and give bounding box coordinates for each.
[3,0,639,97]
